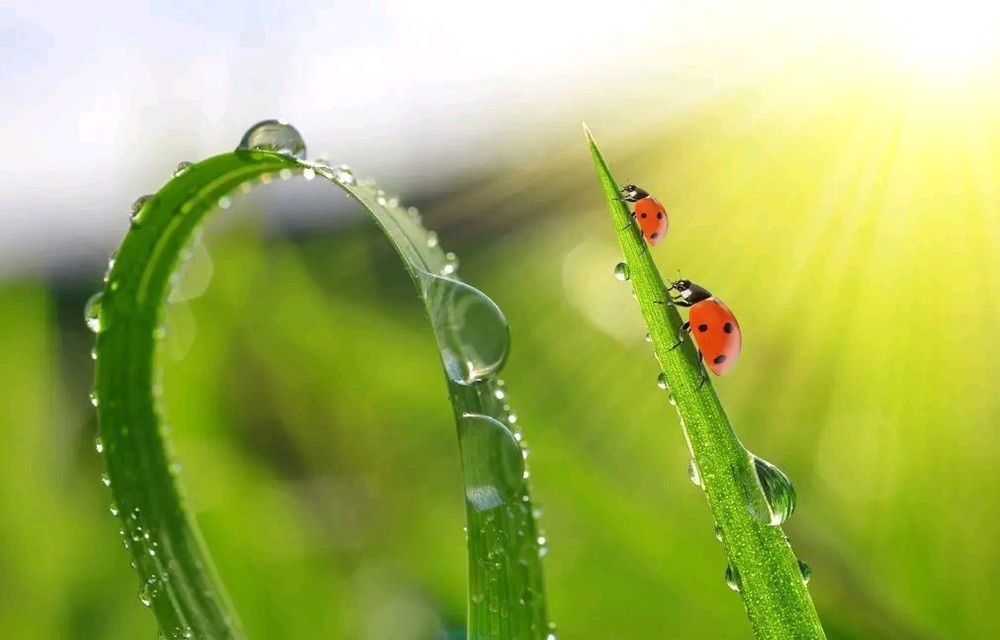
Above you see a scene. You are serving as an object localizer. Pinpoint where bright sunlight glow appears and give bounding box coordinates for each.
[870,0,1000,74]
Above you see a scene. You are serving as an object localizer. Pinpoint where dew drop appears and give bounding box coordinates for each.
[217,196,232,210]
[139,581,155,607]
[89,389,99,407]
[748,454,797,526]
[714,524,723,541]
[236,119,306,159]
[95,437,104,453]
[101,472,111,487]
[645,333,652,343]
[109,502,119,516]
[426,231,439,248]
[419,271,509,385]
[84,293,104,333]
[130,195,151,222]
[173,161,193,176]
[441,252,459,276]
[688,459,701,486]
[798,559,812,584]
[656,372,669,390]
[613,261,630,281]
[302,167,316,180]
[334,164,356,185]
[725,564,741,592]
[459,416,524,515]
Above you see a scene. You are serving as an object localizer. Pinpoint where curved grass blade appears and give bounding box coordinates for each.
[91,144,548,638]
[584,125,826,639]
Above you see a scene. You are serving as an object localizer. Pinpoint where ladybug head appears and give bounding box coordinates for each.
[670,279,713,302]
[620,184,649,202]
[670,279,692,292]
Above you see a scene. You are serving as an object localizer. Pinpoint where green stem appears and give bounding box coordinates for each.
[585,126,826,640]
[93,150,548,639]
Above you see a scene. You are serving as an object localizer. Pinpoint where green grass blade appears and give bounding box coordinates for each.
[92,146,548,639]
[584,125,827,640]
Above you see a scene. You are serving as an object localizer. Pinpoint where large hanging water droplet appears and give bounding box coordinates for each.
[458,414,525,512]
[688,459,701,486]
[798,559,812,584]
[419,271,509,385]
[725,564,741,592]
[84,293,104,333]
[613,262,630,281]
[236,119,306,159]
[748,454,797,526]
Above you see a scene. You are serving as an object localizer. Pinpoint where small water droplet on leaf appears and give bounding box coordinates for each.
[236,119,306,159]
[613,262,630,281]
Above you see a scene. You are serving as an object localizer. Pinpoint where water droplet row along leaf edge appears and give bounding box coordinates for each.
[584,125,826,640]
[94,150,549,639]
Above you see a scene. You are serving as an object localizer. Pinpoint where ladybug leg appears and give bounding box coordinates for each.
[671,297,692,307]
[669,321,691,351]
[619,210,637,231]
[695,351,709,390]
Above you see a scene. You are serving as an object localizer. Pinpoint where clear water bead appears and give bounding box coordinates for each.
[130,195,151,222]
[725,564,741,592]
[798,559,812,584]
[173,161,193,176]
[656,372,668,390]
[84,293,104,333]
[688,459,701,486]
[236,119,307,159]
[749,454,797,526]
[613,262,630,281]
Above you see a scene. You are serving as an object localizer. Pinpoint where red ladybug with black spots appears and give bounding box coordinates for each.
[620,184,668,245]
[668,279,742,380]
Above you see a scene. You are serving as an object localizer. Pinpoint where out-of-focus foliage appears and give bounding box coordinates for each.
[1,62,999,638]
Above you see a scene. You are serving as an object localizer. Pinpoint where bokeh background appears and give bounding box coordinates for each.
[2,0,999,638]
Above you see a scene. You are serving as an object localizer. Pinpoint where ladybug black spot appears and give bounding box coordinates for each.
[713,354,727,365]
[657,212,664,219]
[723,322,734,333]
[650,232,659,239]
[640,213,647,218]
[697,324,708,332]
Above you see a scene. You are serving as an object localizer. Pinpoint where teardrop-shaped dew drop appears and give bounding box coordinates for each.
[426,231,439,248]
[748,453,797,526]
[138,581,155,607]
[441,252,459,276]
[173,161,193,176]
[95,437,104,453]
[688,459,701,486]
[236,119,306,159]
[334,164,356,185]
[130,195,151,222]
[89,389,99,407]
[84,292,104,333]
[613,261,630,281]
[714,524,723,541]
[656,372,669,390]
[725,564,741,592]
[418,270,509,385]
[798,559,812,584]
[458,414,525,512]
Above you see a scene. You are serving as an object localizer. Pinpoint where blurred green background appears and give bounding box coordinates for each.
[4,3,1000,638]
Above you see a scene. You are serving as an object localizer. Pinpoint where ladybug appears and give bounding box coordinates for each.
[668,279,742,381]
[620,184,668,245]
